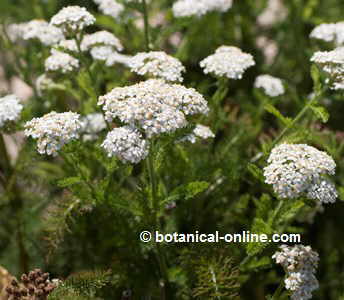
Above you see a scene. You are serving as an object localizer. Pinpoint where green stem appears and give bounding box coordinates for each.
[146,143,169,297]
[270,280,284,300]
[269,93,319,150]
[142,0,150,51]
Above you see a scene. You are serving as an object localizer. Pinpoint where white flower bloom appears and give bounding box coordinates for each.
[98,79,209,138]
[307,178,338,204]
[0,95,23,127]
[7,20,64,46]
[50,6,95,34]
[24,111,81,156]
[90,46,114,61]
[257,0,287,27]
[272,245,319,300]
[200,46,255,79]
[106,53,133,67]
[81,31,123,52]
[311,47,344,90]
[93,0,124,19]
[45,49,79,73]
[101,126,149,163]
[57,39,79,52]
[254,74,285,97]
[129,51,185,82]
[310,22,344,46]
[181,124,215,143]
[264,144,336,199]
[173,0,233,18]
[80,113,107,141]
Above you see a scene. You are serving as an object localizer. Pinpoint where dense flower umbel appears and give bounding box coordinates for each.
[310,22,344,45]
[93,0,124,19]
[101,126,149,163]
[254,74,285,97]
[0,95,23,127]
[181,124,215,143]
[98,79,209,138]
[311,47,344,90]
[129,51,185,82]
[106,53,133,67]
[272,245,319,300]
[264,144,336,200]
[173,0,233,18]
[306,178,338,204]
[81,31,123,52]
[45,49,79,73]
[24,111,81,156]
[50,6,95,34]
[8,20,64,46]
[200,46,255,79]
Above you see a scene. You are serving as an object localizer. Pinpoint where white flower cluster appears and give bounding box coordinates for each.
[106,53,133,67]
[57,39,79,52]
[81,30,123,61]
[7,20,64,46]
[181,124,215,143]
[272,245,319,300]
[264,144,337,202]
[200,46,255,79]
[311,47,344,90]
[50,6,96,34]
[36,74,54,96]
[80,113,107,141]
[173,0,233,18]
[24,111,81,156]
[306,178,338,204]
[257,0,287,27]
[45,49,79,73]
[101,126,149,163]
[93,0,124,19]
[0,95,23,127]
[254,74,285,97]
[129,51,185,82]
[98,79,209,138]
[310,22,344,46]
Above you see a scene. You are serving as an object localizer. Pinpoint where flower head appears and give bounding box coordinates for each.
[24,111,81,156]
[81,30,123,52]
[129,51,185,82]
[310,22,344,46]
[0,95,23,127]
[311,47,344,90]
[98,79,209,138]
[273,244,319,300]
[200,46,255,79]
[45,49,79,73]
[264,144,336,200]
[254,74,285,97]
[50,6,95,34]
[93,0,124,19]
[101,126,149,163]
[173,0,233,18]
[181,124,215,143]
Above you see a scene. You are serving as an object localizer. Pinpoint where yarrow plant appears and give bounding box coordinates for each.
[0,94,23,128]
[264,143,337,202]
[1,1,344,299]
[24,111,81,156]
[172,0,233,18]
[254,74,285,97]
[200,46,255,79]
[129,51,186,82]
[273,245,319,300]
